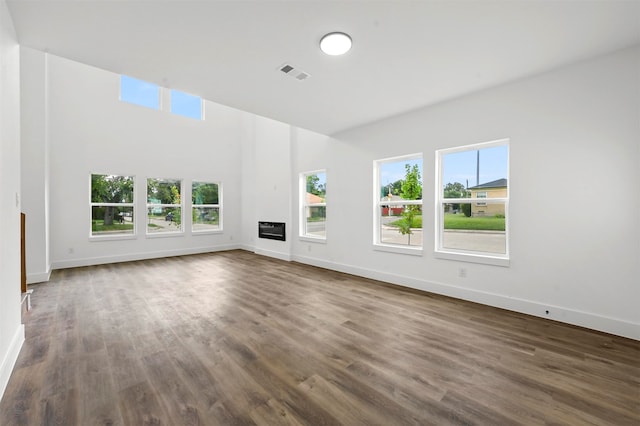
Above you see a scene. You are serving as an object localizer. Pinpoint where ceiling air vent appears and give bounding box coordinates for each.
[278,63,310,81]
[280,64,294,74]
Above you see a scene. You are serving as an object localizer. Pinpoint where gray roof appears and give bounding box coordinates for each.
[468,178,507,189]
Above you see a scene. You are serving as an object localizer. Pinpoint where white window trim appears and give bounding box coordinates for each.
[434,139,510,266]
[89,174,136,241]
[192,181,223,234]
[299,170,327,241]
[373,154,423,254]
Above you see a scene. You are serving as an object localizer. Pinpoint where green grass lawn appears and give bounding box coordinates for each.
[444,213,505,231]
[388,214,505,231]
[92,221,134,232]
[389,215,422,228]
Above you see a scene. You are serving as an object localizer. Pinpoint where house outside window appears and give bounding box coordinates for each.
[147,178,183,234]
[90,174,135,238]
[300,171,326,240]
[374,154,423,253]
[436,140,509,265]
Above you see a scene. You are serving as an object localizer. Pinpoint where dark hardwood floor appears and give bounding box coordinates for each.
[1,250,638,425]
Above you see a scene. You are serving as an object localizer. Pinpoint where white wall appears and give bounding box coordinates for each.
[241,114,293,260]
[20,47,49,283]
[0,0,24,400]
[21,52,246,269]
[290,46,640,340]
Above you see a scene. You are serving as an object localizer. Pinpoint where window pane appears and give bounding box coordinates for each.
[192,207,220,232]
[147,178,181,204]
[442,145,508,197]
[91,206,134,236]
[304,206,326,238]
[376,156,422,248]
[305,172,326,200]
[192,182,219,204]
[442,203,506,254]
[147,206,182,233]
[91,174,133,203]
[380,204,422,247]
[301,171,327,239]
[379,159,422,201]
[120,75,160,110]
[171,90,202,120]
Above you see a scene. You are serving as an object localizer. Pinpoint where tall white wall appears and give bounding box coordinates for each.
[20,47,49,283]
[21,52,246,269]
[291,46,640,339]
[241,115,293,260]
[0,0,24,400]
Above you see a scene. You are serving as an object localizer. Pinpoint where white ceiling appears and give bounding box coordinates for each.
[7,0,640,135]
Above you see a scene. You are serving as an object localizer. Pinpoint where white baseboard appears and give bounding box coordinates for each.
[292,254,640,341]
[254,248,292,262]
[51,244,242,270]
[27,266,51,284]
[0,324,25,402]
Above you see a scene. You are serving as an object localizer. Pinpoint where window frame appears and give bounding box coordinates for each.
[476,191,488,206]
[373,153,423,255]
[435,139,510,266]
[299,170,327,242]
[89,173,136,241]
[191,180,223,234]
[146,178,184,237]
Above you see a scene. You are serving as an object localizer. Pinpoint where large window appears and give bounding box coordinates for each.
[120,75,160,110]
[436,140,509,265]
[192,181,221,232]
[300,171,327,240]
[171,90,203,120]
[374,155,423,251]
[90,174,135,237]
[147,178,183,234]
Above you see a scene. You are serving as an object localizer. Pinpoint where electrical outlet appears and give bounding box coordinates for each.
[68,248,74,254]
[458,268,467,278]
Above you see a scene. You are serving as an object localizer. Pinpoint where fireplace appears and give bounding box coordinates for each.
[258,221,286,241]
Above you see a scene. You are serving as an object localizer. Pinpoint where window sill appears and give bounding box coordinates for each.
[435,250,510,267]
[192,229,224,236]
[373,244,423,256]
[145,231,185,239]
[299,235,327,244]
[89,234,137,242]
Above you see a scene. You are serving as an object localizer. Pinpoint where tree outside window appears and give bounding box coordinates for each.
[300,171,326,239]
[375,155,423,248]
[90,174,135,237]
[147,178,183,234]
[192,181,221,232]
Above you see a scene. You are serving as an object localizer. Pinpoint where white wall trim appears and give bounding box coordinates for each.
[51,244,241,270]
[27,266,51,284]
[0,324,25,402]
[254,248,292,262]
[292,254,640,341]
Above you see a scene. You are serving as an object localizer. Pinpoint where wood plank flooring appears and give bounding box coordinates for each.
[1,250,638,425]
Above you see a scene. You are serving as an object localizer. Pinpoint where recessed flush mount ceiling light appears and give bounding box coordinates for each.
[320,32,352,56]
